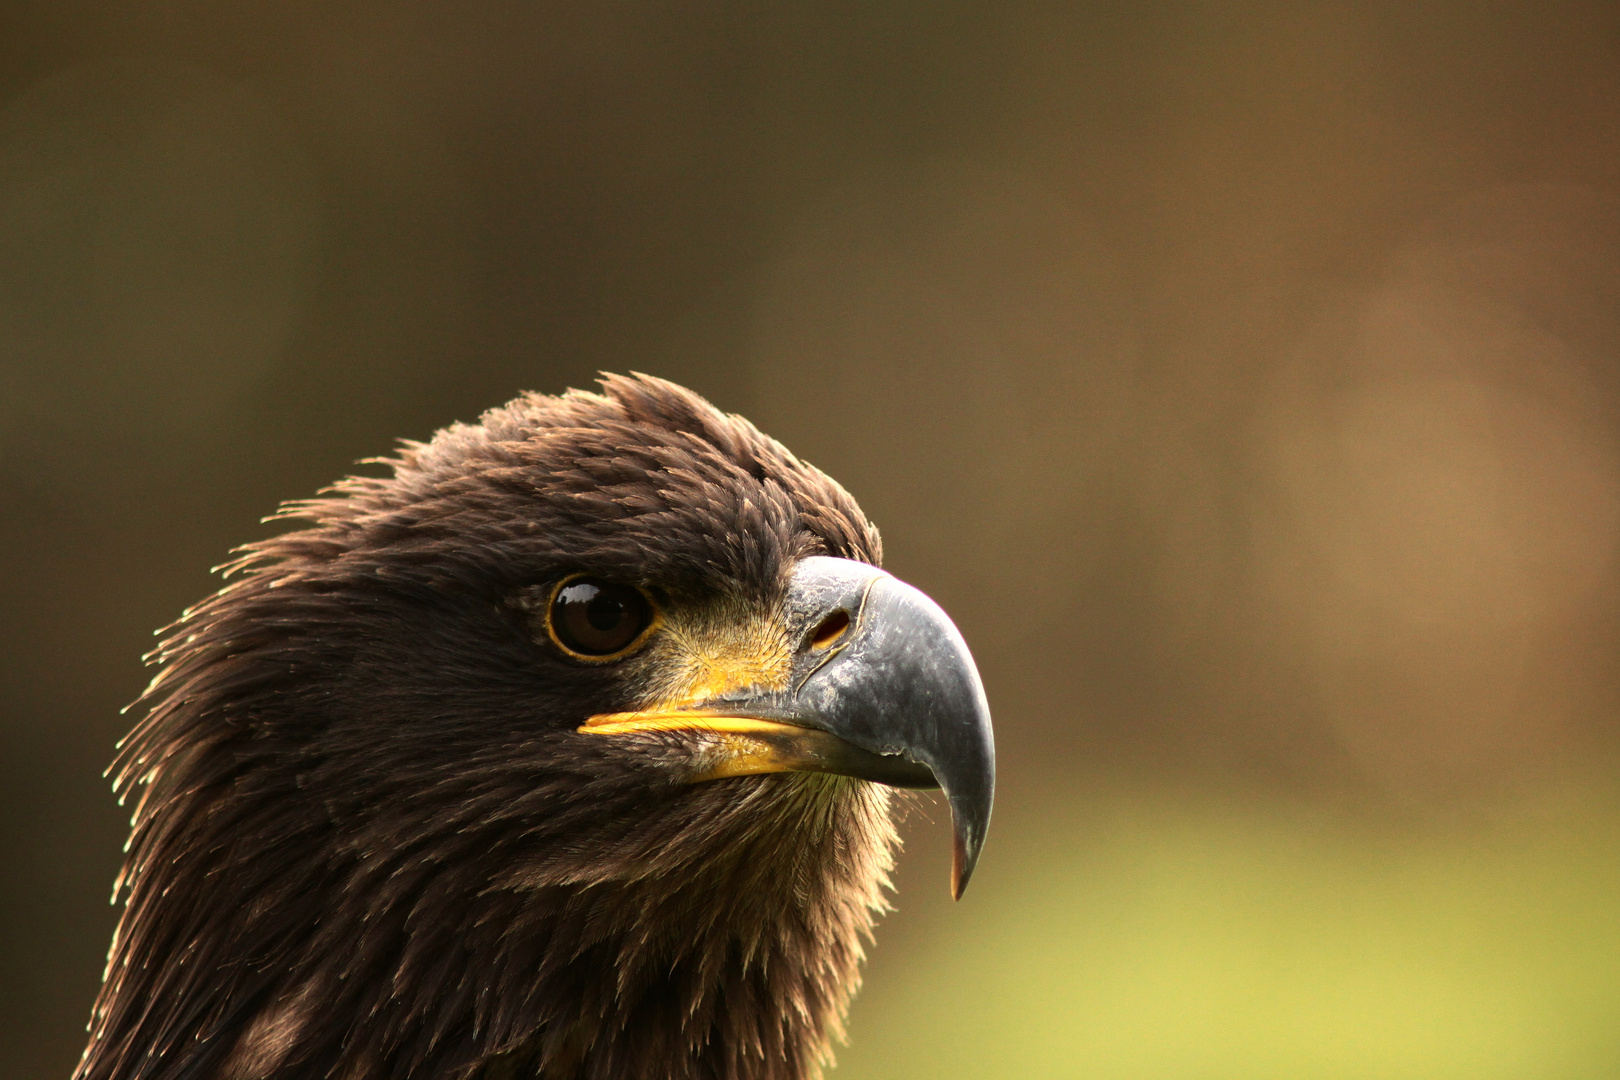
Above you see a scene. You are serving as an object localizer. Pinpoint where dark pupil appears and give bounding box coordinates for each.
[586,594,624,632]
[552,579,647,656]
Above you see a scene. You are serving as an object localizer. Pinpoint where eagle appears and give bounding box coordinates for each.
[76,374,994,1080]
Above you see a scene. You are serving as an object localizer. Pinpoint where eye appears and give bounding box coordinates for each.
[546,577,655,659]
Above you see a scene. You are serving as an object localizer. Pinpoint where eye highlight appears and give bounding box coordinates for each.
[546,577,655,660]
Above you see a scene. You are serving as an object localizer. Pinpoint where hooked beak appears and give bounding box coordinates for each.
[581,556,996,898]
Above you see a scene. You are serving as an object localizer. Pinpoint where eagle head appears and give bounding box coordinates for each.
[79,374,994,1080]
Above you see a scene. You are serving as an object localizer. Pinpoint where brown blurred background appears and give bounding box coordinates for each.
[6,2,1620,1076]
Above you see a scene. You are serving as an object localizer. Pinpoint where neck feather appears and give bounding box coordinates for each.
[81,756,900,1080]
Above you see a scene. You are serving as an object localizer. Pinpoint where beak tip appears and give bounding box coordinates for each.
[950,828,978,900]
[944,767,993,901]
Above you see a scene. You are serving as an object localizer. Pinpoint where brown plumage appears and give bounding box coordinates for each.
[77,374,992,1080]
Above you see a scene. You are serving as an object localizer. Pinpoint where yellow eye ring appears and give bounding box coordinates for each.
[544,575,660,662]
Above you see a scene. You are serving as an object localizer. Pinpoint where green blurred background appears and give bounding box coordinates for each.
[5,2,1620,1076]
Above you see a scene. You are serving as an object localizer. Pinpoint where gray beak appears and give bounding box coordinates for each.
[718,557,997,898]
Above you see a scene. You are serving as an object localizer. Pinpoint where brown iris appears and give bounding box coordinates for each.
[547,577,654,659]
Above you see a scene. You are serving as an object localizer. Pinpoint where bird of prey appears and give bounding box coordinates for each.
[76,374,994,1080]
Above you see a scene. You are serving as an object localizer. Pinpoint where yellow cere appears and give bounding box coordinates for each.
[621,601,792,714]
[573,601,819,779]
[577,714,815,781]
[580,714,792,736]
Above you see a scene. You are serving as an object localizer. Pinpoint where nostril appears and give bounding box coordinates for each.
[809,610,851,650]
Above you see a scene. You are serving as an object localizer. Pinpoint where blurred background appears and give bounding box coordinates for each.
[5,2,1620,1076]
